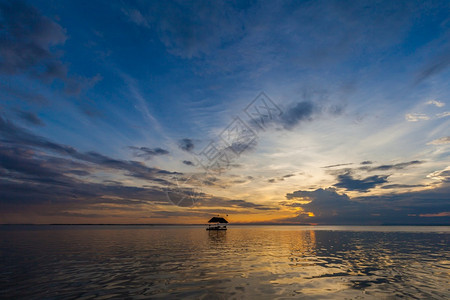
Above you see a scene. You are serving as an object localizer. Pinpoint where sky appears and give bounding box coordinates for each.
[0,0,449,225]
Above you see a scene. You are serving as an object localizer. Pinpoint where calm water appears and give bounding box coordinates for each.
[0,225,449,299]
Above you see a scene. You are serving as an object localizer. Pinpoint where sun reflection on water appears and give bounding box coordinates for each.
[0,225,448,299]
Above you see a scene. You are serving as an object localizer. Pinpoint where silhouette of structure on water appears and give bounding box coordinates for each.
[206,216,228,230]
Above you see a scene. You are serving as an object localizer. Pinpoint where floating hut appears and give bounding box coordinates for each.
[206,216,228,230]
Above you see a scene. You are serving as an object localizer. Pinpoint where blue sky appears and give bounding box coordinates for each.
[0,0,449,224]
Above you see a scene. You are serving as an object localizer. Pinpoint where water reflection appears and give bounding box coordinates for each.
[207,230,227,243]
[0,225,448,299]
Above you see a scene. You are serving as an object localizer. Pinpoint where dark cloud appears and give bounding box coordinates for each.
[364,160,423,172]
[322,163,353,168]
[182,160,194,166]
[0,81,49,104]
[0,1,101,95]
[381,184,425,189]
[415,51,450,85]
[66,170,90,177]
[0,145,63,180]
[194,197,275,211]
[267,173,296,183]
[0,116,180,183]
[129,146,169,160]
[327,160,424,175]
[333,172,389,192]
[121,0,428,75]
[231,179,247,184]
[280,101,315,130]
[282,186,450,225]
[63,73,103,96]
[123,1,244,58]
[178,138,194,152]
[0,142,177,219]
[223,137,258,157]
[227,199,265,208]
[0,0,67,78]
[0,116,210,221]
[15,110,44,126]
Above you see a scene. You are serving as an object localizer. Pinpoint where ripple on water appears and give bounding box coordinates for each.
[0,225,448,299]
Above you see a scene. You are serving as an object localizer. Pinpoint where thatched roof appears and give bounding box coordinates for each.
[208,217,228,223]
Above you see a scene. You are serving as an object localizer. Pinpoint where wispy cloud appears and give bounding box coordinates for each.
[0,116,179,183]
[415,50,450,84]
[427,136,450,145]
[121,7,149,28]
[129,146,169,160]
[405,113,429,122]
[363,160,423,172]
[436,111,450,118]
[15,110,44,126]
[426,100,445,107]
[322,163,353,169]
[426,167,450,182]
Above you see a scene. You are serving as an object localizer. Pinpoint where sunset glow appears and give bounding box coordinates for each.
[0,0,449,225]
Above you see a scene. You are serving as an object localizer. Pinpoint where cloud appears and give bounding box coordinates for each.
[426,100,445,107]
[182,160,194,166]
[135,1,244,59]
[0,145,64,181]
[0,81,48,104]
[405,113,429,122]
[333,172,389,192]
[0,1,101,96]
[0,116,179,183]
[420,212,450,217]
[322,163,353,168]
[280,101,315,130]
[0,115,231,220]
[282,186,450,225]
[121,7,149,28]
[436,111,450,118]
[415,51,450,84]
[326,160,424,177]
[63,73,103,96]
[195,197,275,211]
[178,138,194,152]
[267,174,296,183]
[426,167,450,182]
[129,146,169,160]
[364,160,423,172]
[67,170,90,176]
[15,110,44,126]
[428,136,450,145]
[0,132,191,220]
[381,184,425,189]
[0,0,67,78]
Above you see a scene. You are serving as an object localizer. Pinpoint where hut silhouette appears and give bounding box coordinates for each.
[206,216,228,230]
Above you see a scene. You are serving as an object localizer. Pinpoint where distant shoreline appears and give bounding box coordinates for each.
[1,223,449,226]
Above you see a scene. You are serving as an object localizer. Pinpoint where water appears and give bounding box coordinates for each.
[0,225,449,299]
